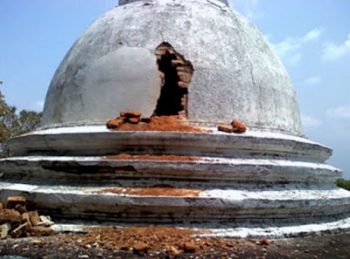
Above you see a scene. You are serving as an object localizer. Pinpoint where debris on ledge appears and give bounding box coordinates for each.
[106,111,204,133]
[257,237,271,246]
[93,186,202,197]
[0,196,54,239]
[218,119,247,133]
[104,153,202,162]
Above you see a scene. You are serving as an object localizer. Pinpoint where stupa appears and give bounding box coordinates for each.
[1,0,350,237]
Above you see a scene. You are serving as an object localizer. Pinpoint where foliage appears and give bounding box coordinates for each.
[0,90,42,157]
[335,178,350,191]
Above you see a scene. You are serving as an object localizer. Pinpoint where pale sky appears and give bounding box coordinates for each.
[0,0,349,178]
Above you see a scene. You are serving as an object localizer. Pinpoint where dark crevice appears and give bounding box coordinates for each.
[153,42,194,118]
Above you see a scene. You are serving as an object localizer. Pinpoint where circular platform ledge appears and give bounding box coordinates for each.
[1,126,348,238]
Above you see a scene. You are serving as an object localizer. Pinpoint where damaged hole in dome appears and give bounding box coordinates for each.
[153,42,194,118]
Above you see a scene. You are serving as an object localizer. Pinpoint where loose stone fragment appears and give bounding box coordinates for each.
[106,118,125,129]
[10,222,30,238]
[218,124,233,133]
[183,242,196,252]
[39,215,55,226]
[14,204,27,213]
[127,117,141,124]
[133,241,148,253]
[6,196,26,209]
[259,237,270,245]
[167,245,180,258]
[1,222,11,239]
[29,226,54,236]
[231,120,247,133]
[226,241,235,247]
[21,212,32,226]
[120,110,142,118]
[0,209,22,224]
[29,211,41,226]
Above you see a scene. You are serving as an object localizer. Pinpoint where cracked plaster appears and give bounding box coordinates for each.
[41,0,301,135]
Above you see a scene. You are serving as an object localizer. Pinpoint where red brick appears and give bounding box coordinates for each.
[14,204,27,213]
[184,242,196,252]
[231,120,247,133]
[133,242,148,253]
[6,196,26,209]
[22,212,32,226]
[106,117,124,129]
[120,110,141,118]
[218,124,233,133]
[167,245,180,257]
[0,209,22,224]
[127,117,141,124]
[29,211,40,226]
[259,237,270,245]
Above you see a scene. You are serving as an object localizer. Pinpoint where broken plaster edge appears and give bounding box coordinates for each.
[50,215,350,239]
[19,125,320,146]
[1,182,350,204]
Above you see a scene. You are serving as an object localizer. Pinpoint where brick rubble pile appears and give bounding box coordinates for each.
[106,110,146,129]
[218,119,247,133]
[0,196,54,239]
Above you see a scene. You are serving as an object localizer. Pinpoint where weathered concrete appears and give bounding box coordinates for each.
[0,155,341,184]
[41,0,301,135]
[7,127,331,161]
[1,180,350,239]
[1,124,347,237]
[0,0,347,238]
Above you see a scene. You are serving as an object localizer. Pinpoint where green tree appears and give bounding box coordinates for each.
[0,87,42,157]
[17,110,42,133]
[335,178,350,191]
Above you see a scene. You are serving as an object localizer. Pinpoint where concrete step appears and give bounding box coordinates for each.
[1,181,350,226]
[1,127,346,238]
[8,127,331,162]
[0,156,340,184]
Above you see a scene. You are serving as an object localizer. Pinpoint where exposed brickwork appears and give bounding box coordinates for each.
[153,42,194,119]
[106,112,204,132]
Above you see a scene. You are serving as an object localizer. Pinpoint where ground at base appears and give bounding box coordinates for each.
[0,225,350,259]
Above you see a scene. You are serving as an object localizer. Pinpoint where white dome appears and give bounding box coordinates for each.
[41,0,302,135]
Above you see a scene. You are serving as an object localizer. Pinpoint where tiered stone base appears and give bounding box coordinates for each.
[1,126,348,237]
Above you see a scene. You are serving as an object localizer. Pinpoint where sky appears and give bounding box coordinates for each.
[0,0,349,178]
